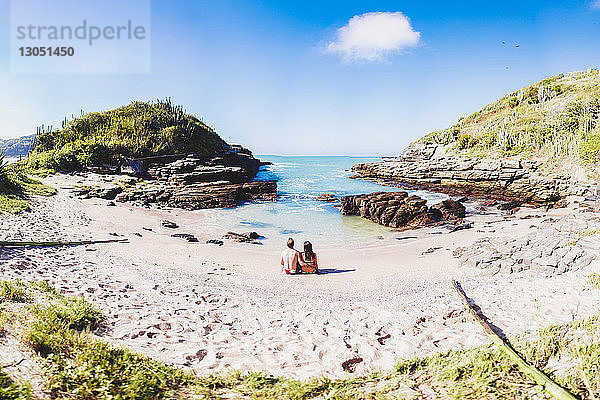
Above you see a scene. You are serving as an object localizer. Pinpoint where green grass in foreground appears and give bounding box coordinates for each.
[1,279,599,399]
[8,280,195,400]
[0,368,31,400]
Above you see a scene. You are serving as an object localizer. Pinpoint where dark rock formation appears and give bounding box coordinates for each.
[116,180,276,210]
[97,149,277,210]
[431,199,466,220]
[161,220,178,228]
[73,186,123,200]
[351,143,592,204]
[147,151,260,184]
[340,191,465,229]
[171,233,199,242]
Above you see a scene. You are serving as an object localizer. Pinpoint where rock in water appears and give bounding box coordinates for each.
[316,193,338,202]
[340,191,465,229]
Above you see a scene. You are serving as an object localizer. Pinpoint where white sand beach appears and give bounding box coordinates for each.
[2,173,600,380]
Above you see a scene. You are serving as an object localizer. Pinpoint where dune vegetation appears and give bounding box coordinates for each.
[419,69,600,175]
[26,99,229,172]
[0,151,55,214]
[1,278,599,399]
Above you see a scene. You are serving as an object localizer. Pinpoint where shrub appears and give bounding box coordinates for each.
[508,96,520,108]
[0,280,30,302]
[457,133,478,150]
[580,134,600,163]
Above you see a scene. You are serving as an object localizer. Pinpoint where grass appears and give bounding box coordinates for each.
[1,279,599,399]
[588,273,600,289]
[0,151,56,214]
[0,368,31,400]
[0,280,31,302]
[26,98,229,172]
[417,69,600,177]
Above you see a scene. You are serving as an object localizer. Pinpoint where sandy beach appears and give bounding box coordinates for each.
[2,173,600,380]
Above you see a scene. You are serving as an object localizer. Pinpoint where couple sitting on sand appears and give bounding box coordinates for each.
[280,238,320,274]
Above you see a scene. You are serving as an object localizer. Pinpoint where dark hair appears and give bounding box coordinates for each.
[287,238,294,248]
[303,241,315,261]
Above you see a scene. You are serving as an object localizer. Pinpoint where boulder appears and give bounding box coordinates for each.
[430,199,466,220]
[222,231,261,244]
[171,233,199,242]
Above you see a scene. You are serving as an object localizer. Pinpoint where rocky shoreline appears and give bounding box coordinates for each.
[351,143,594,204]
[73,148,277,209]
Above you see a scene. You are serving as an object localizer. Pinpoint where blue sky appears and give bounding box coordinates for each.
[1,0,600,155]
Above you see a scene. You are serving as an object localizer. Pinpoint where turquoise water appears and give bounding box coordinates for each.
[199,156,448,248]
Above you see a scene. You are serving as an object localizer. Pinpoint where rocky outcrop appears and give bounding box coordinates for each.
[77,149,277,210]
[340,191,465,229]
[73,186,123,200]
[352,143,592,204]
[453,208,600,275]
[115,180,276,210]
[147,152,260,184]
[454,235,595,275]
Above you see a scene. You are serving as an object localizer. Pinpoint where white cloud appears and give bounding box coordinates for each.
[592,0,600,9]
[326,12,420,63]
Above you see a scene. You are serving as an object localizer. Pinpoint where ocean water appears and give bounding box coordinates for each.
[197,156,448,248]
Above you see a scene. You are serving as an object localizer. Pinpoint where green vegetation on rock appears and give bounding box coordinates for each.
[26,99,229,172]
[420,69,600,170]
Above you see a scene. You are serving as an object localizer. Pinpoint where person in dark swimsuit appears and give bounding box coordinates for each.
[300,241,319,274]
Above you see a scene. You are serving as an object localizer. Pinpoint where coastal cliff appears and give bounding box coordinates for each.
[352,70,600,204]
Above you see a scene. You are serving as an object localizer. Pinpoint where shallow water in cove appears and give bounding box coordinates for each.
[197,156,448,248]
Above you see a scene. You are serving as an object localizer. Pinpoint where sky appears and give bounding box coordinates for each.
[1,0,600,155]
